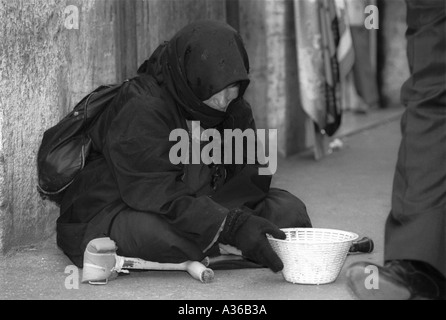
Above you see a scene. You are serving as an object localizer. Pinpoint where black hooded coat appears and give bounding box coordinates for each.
[57,21,310,268]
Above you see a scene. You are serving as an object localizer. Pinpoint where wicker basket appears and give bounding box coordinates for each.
[268,228,359,285]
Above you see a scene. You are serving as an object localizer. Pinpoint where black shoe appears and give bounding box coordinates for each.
[346,260,446,300]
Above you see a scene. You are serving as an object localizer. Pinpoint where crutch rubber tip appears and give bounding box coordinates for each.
[201,269,215,283]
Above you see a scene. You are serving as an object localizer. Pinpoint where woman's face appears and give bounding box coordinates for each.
[203,84,240,112]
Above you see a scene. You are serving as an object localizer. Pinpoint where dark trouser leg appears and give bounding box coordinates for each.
[109,208,205,264]
[385,0,446,277]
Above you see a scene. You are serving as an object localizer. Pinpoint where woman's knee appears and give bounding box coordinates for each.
[260,188,312,228]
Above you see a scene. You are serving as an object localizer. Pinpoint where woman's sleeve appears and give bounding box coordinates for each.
[102,97,228,251]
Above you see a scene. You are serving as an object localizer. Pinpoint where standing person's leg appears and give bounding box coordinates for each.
[384,0,446,278]
[347,0,446,300]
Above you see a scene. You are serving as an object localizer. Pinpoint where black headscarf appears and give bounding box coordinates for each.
[138,20,251,129]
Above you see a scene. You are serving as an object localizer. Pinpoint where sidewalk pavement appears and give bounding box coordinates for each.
[0,108,403,300]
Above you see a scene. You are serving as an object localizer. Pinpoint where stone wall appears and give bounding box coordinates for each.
[0,0,119,253]
[239,0,306,156]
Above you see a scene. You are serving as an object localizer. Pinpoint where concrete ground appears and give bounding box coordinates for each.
[0,107,404,300]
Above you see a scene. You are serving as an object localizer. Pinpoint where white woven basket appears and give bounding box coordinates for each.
[268,228,359,285]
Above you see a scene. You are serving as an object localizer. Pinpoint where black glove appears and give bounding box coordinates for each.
[219,208,286,272]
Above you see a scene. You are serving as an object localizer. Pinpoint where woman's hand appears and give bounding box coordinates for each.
[219,208,286,272]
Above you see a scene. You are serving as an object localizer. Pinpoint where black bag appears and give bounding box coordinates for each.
[37,81,127,204]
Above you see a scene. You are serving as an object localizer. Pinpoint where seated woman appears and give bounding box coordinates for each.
[57,20,312,273]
